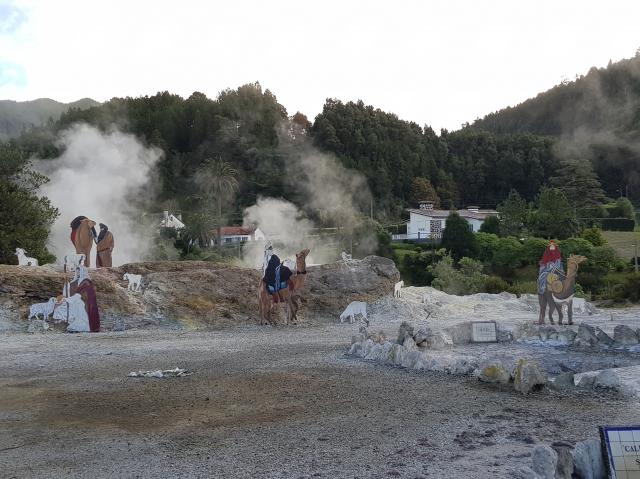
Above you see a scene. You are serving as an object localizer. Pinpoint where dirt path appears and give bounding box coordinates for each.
[1,326,638,478]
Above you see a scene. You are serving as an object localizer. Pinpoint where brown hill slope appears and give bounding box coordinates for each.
[0,257,398,332]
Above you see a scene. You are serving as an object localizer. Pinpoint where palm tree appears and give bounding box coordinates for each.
[195,157,239,249]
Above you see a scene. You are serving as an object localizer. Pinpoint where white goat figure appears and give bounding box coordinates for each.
[340,301,368,325]
[123,273,143,292]
[341,251,353,263]
[64,253,85,273]
[28,297,56,320]
[15,248,38,266]
[394,280,404,298]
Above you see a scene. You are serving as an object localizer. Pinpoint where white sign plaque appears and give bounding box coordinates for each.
[601,426,640,479]
[471,321,497,343]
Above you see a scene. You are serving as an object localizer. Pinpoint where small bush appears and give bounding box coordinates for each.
[581,226,606,247]
[483,276,510,294]
[429,255,487,295]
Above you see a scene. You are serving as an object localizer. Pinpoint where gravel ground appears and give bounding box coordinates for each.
[1,325,639,479]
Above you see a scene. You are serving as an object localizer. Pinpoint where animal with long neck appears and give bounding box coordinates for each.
[70,217,97,267]
[538,254,586,325]
[258,249,310,326]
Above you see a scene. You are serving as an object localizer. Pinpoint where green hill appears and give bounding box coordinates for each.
[473,55,640,136]
[0,97,100,140]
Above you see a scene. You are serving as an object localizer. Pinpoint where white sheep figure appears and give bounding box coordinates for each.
[15,248,38,266]
[28,297,56,320]
[394,280,404,298]
[123,273,143,292]
[340,301,368,326]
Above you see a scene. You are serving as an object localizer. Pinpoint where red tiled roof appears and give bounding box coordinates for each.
[217,226,254,236]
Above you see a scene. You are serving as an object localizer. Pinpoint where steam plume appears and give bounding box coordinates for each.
[38,124,162,266]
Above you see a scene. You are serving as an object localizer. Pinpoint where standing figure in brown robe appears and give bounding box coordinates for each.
[95,223,114,268]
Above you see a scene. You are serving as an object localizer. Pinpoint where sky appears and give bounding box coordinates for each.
[1,0,639,132]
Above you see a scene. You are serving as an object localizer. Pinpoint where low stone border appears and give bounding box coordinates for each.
[517,438,605,479]
[348,322,637,397]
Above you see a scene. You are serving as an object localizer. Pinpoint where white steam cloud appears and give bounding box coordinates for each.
[38,124,162,266]
[240,128,374,268]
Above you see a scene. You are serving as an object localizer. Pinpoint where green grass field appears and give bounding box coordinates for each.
[602,231,640,259]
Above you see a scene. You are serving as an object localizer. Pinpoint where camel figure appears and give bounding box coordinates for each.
[258,249,310,326]
[70,217,97,267]
[538,254,587,325]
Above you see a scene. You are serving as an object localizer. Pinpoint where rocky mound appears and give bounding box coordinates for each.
[0,256,399,332]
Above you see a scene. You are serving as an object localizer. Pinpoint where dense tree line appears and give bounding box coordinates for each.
[472,54,640,202]
[8,73,638,229]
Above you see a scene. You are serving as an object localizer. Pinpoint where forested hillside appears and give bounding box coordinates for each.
[0,97,99,140]
[472,54,640,201]
[8,57,640,227]
[10,85,560,223]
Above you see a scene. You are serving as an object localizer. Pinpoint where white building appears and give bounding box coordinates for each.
[158,211,185,230]
[398,201,498,241]
[215,226,266,244]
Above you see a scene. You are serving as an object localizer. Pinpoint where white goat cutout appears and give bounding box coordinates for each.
[15,248,38,266]
[28,297,56,320]
[123,273,143,292]
[340,301,368,325]
[394,280,404,298]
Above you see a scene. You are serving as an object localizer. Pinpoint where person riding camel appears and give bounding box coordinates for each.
[262,243,293,295]
[537,240,564,295]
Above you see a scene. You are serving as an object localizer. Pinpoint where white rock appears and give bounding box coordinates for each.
[532,445,558,479]
[572,439,605,479]
[27,319,50,333]
[403,336,417,350]
[513,466,542,479]
[401,350,422,369]
[365,343,384,361]
[594,369,621,391]
[362,339,375,357]
[426,331,453,350]
[613,324,639,345]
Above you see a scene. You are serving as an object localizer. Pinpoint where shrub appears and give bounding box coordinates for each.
[429,255,487,295]
[475,232,500,263]
[491,237,524,273]
[441,212,478,260]
[520,237,548,266]
[580,226,606,247]
[558,237,594,258]
[612,273,640,302]
[483,276,510,294]
[479,215,500,235]
[400,250,437,286]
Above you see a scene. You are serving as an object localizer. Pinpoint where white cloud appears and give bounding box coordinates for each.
[1,0,640,131]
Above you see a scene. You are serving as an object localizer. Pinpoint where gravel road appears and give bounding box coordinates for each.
[1,325,638,478]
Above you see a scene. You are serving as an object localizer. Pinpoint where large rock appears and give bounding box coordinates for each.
[426,331,454,350]
[552,442,574,479]
[397,321,414,344]
[0,256,400,331]
[572,439,605,479]
[513,359,547,395]
[594,369,622,392]
[401,350,423,369]
[26,319,49,333]
[402,335,417,350]
[556,328,577,345]
[613,324,639,345]
[477,363,511,384]
[549,372,575,391]
[574,323,598,348]
[595,327,615,347]
[413,327,430,346]
[532,445,558,479]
